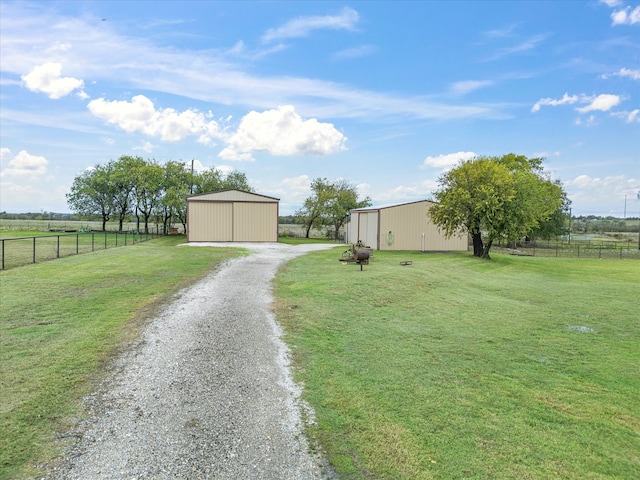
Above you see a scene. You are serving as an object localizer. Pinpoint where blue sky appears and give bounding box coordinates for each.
[1,1,639,217]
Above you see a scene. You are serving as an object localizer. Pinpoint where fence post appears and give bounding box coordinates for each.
[76,234,79,255]
[33,237,36,264]
[116,232,118,247]
[57,235,60,258]
[92,233,95,252]
[2,239,4,270]
[104,232,107,250]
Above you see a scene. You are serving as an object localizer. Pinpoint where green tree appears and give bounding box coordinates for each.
[158,161,192,234]
[66,162,116,230]
[326,179,372,241]
[429,154,566,259]
[527,181,571,240]
[297,178,371,239]
[131,159,165,234]
[296,178,335,238]
[111,156,139,231]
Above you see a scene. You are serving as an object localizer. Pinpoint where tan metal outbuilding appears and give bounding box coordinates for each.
[186,189,279,242]
[346,200,468,251]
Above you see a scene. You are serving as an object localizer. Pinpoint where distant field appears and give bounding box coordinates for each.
[274,250,640,479]
[0,219,148,232]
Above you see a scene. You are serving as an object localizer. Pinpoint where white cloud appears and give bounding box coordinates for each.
[21,62,85,99]
[533,93,622,114]
[612,109,640,123]
[87,95,224,143]
[576,94,621,113]
[564,174,639,214]
[262,7,359,43]
[218,105,347,161]
[605,67,640,80]
[421,151,477,170]
[600,0,623,7]
[611,6,640,25]
[0,150,48,177]
[0,148,11,163]
[282,175,312,193]
[450,80,494,96]
[575,115,598,127]
[0,5,508,123]
[532,93,579,112]
[134,141,155,153]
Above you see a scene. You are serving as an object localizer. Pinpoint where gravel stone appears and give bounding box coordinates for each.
[42,242,339,480]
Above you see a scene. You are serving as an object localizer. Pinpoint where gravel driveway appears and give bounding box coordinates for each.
[44,242,338,480]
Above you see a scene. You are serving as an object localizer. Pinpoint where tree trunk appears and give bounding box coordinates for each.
[472,230,483,257]
[481,238,493,259]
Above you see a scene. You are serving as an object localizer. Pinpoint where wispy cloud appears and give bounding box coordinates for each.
[449,80,494,96]
[483,23,521,38]
[532,93,621,114]
[601,67,640,80]
[532,93,580,112]
[1,3,511,129]
[261,7,359,43]
[484,33,551,61]
[332,45,377,60]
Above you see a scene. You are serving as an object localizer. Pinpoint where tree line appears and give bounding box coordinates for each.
[66,156,251,233]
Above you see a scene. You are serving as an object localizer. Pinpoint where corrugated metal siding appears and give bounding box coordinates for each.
[233,202,278,242]
[187,202,233,241]
[379,201,467,251]
[355,211,378,249]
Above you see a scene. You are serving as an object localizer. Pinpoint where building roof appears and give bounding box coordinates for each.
[350,199,433,213]
[187,189,280,203]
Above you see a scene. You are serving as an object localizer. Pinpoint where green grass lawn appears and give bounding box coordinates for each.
[274,250,640,479]
[0,237,243,479]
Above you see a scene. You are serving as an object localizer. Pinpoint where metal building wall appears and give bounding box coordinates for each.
[187,202,233,241]
[186,190,279,242]
[233,202,278,242]
[379,201,467,251]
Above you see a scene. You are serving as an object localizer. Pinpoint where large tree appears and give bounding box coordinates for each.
[297,178,335,238]
[66,162,117,231]
[111,156,139,231]
[297,178,371,239]
[429,154,566,259]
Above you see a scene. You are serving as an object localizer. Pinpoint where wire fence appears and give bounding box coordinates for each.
[1,229,165,270]
[494,239,640,260]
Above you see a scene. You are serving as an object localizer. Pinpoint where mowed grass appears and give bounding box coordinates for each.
[274,250,640,479]
[0,236,243,479]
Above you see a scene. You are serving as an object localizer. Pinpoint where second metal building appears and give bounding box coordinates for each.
[346,200,468,251]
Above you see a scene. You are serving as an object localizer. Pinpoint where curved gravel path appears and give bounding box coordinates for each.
[44,242,338,480]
